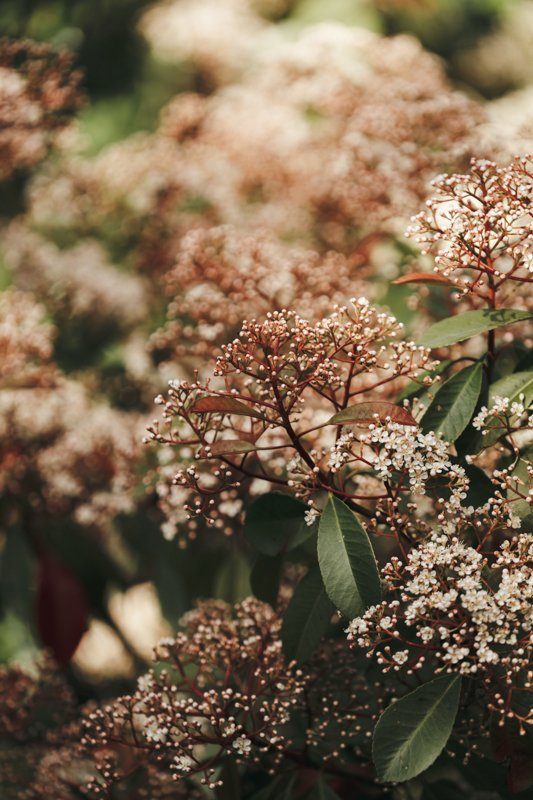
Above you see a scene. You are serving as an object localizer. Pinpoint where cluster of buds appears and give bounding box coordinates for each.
[83,597,384,794]
[147,300,444,540]
[407,156,533,309]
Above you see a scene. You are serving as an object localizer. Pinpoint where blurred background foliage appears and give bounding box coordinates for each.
[0,0,526,154]
[0,0,530,695]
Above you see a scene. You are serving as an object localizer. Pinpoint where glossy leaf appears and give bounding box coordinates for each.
[244,493,315,556]
[250,553,283,607]
[191,395,265,420]
[419,309,532,349]
[421,363,483,442]
[328,402,417,427]
[281,567,334,663]
[317,495,381,619]
[373,674,462,783]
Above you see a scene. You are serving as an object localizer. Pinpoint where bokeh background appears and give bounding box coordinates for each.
[0,0,532,697]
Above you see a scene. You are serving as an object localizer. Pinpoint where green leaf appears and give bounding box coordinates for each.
[508,447,533,527]
[281,567,334,663]
[248,775,295,800]
[373,674,462,783]
[327,402,417,427]
[308,777,342,799]
[244,493,315,556]
[462,463,494,508]
[317,495,381,619]
[214,551,251,603]
[250,553,283,607]
[482,371,533,447]
[419,309,532,349]
[421,363,483,442]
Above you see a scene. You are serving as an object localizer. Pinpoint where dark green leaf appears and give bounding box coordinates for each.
[281,567,334,663]
[373,674,462,783]
[248,774,295,800]
[421,363,483,442]
[419,309,532,349]
[244,493,315,556]
[0,526,36,625]
[307,777,342,799]
[462,463,494,507]
[250,553,283,607]
[317,494,381,619]
[214,551,251,603]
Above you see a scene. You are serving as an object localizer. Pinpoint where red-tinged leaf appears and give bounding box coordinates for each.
[191,396,265,420]
[393,272,453,286]
[203,439,257,456]
[36,550,90,665]
[327,402,417,427]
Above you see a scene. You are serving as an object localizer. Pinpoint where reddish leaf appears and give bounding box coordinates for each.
[36,550,90,665]
[202,439,257,456]
[327,402,417,427]
[191,396,265,420]
[393,272,453,286]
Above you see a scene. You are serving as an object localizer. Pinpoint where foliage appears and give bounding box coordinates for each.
[0,1,531,798]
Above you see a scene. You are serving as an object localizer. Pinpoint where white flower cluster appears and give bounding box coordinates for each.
[473,393,532,433]
[358,422,469,507]
[347,532,533,680]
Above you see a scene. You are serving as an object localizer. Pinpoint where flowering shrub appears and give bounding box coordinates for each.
[82,152,532,797]
[0,9,531,800]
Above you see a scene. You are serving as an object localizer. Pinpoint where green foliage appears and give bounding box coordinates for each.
[317,494,381,619]
[281,567,334,663]
[419,309,533,348]
[373,675,462,782]
[244,493,315,556]
[421,362,483,442]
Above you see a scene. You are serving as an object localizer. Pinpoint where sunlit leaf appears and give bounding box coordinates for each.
[419,309,532,349]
